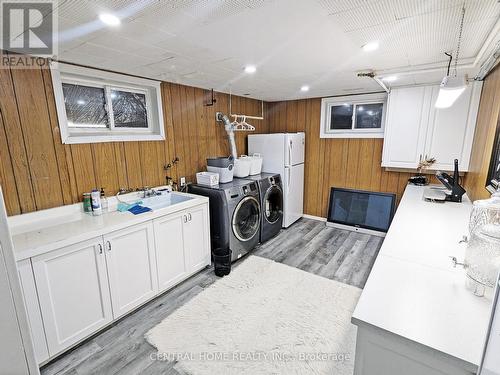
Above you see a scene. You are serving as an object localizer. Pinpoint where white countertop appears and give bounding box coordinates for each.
[352,184,492,368]
[9,192,208,261]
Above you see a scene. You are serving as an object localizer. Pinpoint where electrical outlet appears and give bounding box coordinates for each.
[180,177,186,187]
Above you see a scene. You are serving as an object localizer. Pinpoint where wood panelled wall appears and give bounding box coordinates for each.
[464,65,500,201]
[0,62,267,216]
[266,99,413,218]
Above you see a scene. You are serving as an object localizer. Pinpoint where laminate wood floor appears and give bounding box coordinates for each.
[40,218,382,375]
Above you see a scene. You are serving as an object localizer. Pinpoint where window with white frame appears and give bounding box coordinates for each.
[319,93,387,138]
[51,62,165,144]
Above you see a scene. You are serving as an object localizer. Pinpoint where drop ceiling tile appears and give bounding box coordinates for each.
[64,42,153,67]
[59,49,109,66]
[131,6,197,35]
[392,0,462,20]
[326,0,397,33]
[315,0,381,15]
[56,0,157,23]
[87,33,174,59]
[109,19,176,45]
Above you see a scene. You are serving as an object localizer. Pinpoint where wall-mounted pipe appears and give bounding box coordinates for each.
[357,71,390,93]
[216,112,238,160]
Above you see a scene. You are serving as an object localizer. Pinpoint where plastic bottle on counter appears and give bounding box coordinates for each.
[91,189,102,216]
[83,193,92,213]
[100,187,108,213]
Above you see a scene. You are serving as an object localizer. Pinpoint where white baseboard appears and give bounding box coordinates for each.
[302,214,327,222]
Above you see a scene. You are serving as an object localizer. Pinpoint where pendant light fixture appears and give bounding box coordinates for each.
[435,3,467,109]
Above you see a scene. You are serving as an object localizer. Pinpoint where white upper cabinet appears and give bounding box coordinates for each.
[382,86,432,168]
[32,238,113,356]
[424,84,482,171]
[104,222,158,319]
[382,82,482,171]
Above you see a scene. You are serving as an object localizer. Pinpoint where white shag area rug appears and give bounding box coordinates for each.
[146,255,361,375]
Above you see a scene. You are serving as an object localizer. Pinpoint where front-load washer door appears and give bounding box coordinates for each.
[264,186,283,224]
[232,196,260,242]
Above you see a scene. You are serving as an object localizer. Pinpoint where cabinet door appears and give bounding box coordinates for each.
[17,259,49,364]
[154,211,187,293]
[425,82,482,171]
[32,238,112,356]
[104,222,158,318]
[382,86,432,168]
[184,205,210,273]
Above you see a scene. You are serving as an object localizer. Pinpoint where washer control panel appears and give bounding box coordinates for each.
[269,175,281,185]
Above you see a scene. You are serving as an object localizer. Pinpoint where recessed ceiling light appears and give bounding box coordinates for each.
[99,13,121,27]
[362,41,379,52]
[300,85,310,92]
[244,65,257,74]
[382,75,397,82]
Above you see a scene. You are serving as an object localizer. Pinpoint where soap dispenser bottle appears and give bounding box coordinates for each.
[100,187,108,213]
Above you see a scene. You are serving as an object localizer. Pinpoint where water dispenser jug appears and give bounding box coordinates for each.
[465,194,500,297]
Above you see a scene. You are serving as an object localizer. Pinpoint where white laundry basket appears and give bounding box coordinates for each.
[241,154,263,175]
[234,157,252,178]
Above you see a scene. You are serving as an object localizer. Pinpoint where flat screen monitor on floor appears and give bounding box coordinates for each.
[327,188,396,233]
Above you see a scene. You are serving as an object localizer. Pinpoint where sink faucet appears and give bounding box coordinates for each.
[139,187,160,198]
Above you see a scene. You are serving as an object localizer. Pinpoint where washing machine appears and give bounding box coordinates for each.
[240,173,283,243]
[189,179,261,261]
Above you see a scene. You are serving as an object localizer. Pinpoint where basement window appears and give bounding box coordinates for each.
[320,93,387,138]
[51,62,165,144]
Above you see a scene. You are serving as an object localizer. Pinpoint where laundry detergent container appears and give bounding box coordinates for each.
[207,156,234,183]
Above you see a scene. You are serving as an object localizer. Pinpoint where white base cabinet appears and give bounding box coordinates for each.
[18,201,210,364]
[183,205,211,273]
[154,211,188,292]
[382,82,482,171]
[31,238,113,357]
[154,205,210,293]
[354,324,476,375]
[17,260,50,364]
[104,223,158,318]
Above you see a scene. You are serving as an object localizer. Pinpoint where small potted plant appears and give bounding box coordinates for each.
[409,157,436,186]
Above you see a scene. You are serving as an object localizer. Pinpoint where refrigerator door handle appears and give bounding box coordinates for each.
[287,167,291,190]
[288,140,292,166]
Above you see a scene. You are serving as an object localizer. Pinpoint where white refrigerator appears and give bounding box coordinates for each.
[248,132,305,228]
[0,187,39,374]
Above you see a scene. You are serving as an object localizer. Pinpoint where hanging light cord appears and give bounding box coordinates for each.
[454,3,466,77]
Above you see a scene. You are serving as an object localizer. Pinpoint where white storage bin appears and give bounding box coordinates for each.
[196,172,219,186]
[207,166,233,183]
